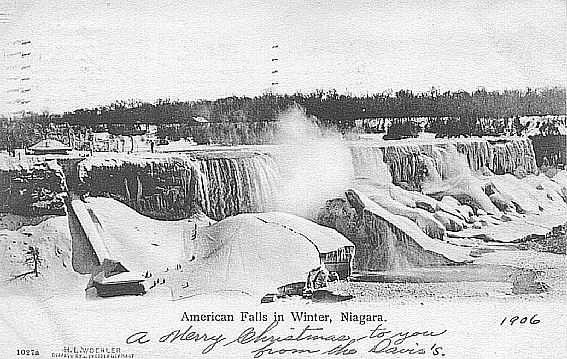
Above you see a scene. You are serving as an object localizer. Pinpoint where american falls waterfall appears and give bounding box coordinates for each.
[197,154,279,219]
[79,137,539,221]
[79,152,279,221]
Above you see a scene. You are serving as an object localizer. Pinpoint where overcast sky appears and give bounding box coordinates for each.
[0,0,565,114]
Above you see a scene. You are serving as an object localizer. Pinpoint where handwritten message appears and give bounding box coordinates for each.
[125,311,448,357]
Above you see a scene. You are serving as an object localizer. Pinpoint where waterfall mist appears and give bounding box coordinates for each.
[271,105,354,218]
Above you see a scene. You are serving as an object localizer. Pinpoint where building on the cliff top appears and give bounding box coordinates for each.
[27,139,72,155]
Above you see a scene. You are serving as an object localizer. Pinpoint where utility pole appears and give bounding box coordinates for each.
[5,38,32,120]
[1,11,12,119]
[269,44,280,94]
[0,11,10,24]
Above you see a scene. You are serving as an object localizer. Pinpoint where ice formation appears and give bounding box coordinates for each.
[74,135,567,272]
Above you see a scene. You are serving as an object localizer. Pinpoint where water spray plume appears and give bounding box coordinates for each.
[271,105,354,218]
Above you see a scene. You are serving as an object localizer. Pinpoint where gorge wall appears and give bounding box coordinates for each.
[0,156,67,216]
[76,137,539,222]
[78,151,278,221]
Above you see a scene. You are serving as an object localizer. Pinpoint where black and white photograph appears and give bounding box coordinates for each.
[0,1,565,358]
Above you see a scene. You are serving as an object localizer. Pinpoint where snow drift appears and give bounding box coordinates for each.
[169,212,354,300]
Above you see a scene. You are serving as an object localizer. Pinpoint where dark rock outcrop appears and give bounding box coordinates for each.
[0,157,67,216]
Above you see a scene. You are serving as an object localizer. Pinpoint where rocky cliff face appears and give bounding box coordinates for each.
[0,156,67,216]
[78,151,278,220]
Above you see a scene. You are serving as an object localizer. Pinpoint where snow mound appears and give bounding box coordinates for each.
[168,212,353,300]
[84,197,189,272]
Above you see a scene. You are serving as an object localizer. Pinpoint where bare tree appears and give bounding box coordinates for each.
[11,246,42,280]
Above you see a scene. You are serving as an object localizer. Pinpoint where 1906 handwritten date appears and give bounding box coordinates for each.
[500,314,540,326]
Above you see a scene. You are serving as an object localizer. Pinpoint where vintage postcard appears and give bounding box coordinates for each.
[0,1,565,358]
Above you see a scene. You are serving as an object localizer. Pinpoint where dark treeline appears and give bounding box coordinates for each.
[0,87,565,149]
[48,87,567,125]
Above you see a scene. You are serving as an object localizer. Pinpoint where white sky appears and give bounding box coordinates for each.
[0,0,565,114]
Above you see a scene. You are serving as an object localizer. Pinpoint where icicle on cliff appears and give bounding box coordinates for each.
[78,152,278,221]
[350,137,538,189]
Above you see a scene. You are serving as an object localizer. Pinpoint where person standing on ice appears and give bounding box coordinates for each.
[183,223,197,263]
